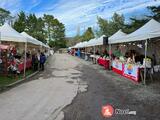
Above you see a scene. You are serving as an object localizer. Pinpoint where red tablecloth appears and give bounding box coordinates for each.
[97,58,110,69]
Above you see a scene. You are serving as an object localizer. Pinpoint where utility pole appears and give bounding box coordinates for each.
[77,24,80,36]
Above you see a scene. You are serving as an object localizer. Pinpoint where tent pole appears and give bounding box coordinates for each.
[0,32,1,44]
[85,47,87,60]
[94,45,96,64]
[109,44,112,70]
[144,39,148,85]
[24,42,27,78]
[93,45,95,55]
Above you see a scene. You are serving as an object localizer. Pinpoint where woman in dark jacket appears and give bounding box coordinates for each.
[40,53,46,71]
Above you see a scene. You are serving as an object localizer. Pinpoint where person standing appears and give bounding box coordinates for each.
[37,50,40,70]
[32,54,36,71]
[40,52,46,71]
[34,55,39,71]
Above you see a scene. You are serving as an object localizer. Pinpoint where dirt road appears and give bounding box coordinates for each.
[0,53,160,120]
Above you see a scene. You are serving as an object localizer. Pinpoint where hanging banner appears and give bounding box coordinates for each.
[123,64,139,82]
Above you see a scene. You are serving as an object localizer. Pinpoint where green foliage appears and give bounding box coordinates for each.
[122,5,160,34]
[147,6,160,22]
[97,13,125,37]
[43,14,54,41]
[13,12,66,47]
[48,40,55,48]
[81,27,95,41]
[43,15,66,48]
[111,13,125,33]
[123,18,149,34]
[13,11,26,32]
[97,17,109,36]
[0,8,11,25]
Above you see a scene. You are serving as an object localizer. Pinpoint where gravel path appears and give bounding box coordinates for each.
[63,54,160,120]
[0,53,159,120]
[0,53,86,120]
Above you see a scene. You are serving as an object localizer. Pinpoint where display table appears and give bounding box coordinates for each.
[97,57,110,69]
[112,60,141,82]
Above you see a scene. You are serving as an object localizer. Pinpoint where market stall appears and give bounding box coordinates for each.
[0,23,50,77]
[0,45,9,76]
[109,19,160,83]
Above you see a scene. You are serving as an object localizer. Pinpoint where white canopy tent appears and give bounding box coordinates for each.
[21,32,41,45]
[73,42,82,48]
[108,29,127,44]
[93,35,106,46]
[21,32,50,49]
[0,24,50,77]
[110,19,160,44]
[0,23,27,43]
[108,19,160,85]
[79,41,88,48]
[0,23,29,77]
[85,38,97,47]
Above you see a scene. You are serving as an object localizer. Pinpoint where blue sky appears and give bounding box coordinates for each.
[0,0,160,37]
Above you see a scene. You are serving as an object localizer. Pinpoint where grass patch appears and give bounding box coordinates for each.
[0,69,34,87]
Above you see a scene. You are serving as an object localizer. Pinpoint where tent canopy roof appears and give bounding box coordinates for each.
[0,23,27,42]
[21,32,42,45]
[86,38,97,47]
[108,29,127,44]
[94,35,106,46]
[111,19,160,44]
[71,19,160,47]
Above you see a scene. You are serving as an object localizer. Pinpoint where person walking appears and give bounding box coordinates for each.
[40,52,46,71]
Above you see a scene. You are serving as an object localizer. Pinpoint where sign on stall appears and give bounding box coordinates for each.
[112,60,123,70]
[112,60,123,74]
[123,64,139,82]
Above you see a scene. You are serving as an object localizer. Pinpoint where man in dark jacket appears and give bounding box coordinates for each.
[40,53,46,71]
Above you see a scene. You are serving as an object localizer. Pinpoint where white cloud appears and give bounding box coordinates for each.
[40,0,160,36]
[0,0,160,36]
[0,0,21,13]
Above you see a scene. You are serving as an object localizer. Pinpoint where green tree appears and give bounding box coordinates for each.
[82,27,95,41]
[97,17,109,36]
[13,12,66,47]
[0,8,11,25]
[97,13,125,37]
[26,14,37,34]
[43,14,54,41]
[123,18,149,34]
[43,15,66,48]
[13,11,26,32]
[33,17,46,43]
[147,6,160,21]
[110,13,125,34]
